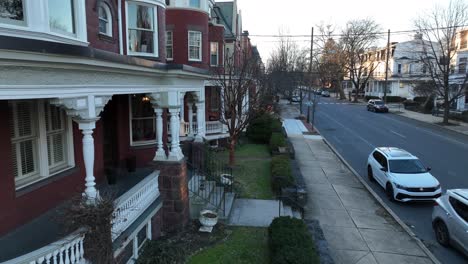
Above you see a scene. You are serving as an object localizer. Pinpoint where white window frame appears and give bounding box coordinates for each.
[210,41,218,66]
[189,0,200,8]
[125,0,159,58]
[10,100,75,190]
[166,30,173,61]
[188,30,202,62]
[98,2,112,37]
[48,0,76,37]
[129,95,157,146]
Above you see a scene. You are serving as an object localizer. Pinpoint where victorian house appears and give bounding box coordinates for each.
[0,0,252,263]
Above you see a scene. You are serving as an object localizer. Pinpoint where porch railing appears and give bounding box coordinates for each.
[3,229,86,264]
[206,121,224,134]
[112,171,160,241]
[168,121,225,137]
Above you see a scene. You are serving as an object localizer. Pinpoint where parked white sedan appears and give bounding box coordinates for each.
[367,147,442,202]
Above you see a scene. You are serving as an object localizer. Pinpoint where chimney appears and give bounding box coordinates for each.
[414,33,423,40]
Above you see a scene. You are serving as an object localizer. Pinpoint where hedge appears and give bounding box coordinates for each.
[137,240,186,264]
[271,155,295,194]
[385,96,406,103]
[364,95,380,101]
[269,132,286,152]
[268,217,319,264]
[246,113,282,144]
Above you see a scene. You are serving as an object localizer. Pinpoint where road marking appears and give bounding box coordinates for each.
[390,130,406,139]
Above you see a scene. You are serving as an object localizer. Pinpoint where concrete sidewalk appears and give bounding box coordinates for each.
[388,106,468,136]
[280,103,437,264]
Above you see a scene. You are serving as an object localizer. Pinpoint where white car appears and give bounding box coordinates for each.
[432,189,468,257]
[367,147,442,202]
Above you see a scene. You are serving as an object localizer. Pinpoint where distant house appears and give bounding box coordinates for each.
[450,29,468,111]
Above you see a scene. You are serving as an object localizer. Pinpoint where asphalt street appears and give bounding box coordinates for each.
[300,96,468,264]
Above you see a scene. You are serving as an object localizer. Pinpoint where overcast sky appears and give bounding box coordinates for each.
[228,0,453,62]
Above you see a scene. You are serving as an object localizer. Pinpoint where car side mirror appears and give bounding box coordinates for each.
[380,167,388,172]
[426,167,432,172]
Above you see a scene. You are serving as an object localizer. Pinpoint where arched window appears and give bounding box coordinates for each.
[98,2,112,36]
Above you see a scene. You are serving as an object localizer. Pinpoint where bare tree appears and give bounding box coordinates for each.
[340,19,382,102]
[415,0,468,124]
[211,49,265,166]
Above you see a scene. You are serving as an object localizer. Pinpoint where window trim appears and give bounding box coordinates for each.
[48,0,77,37]
[188,30,202,62]
[210,41,219,66]
[125,0,159,58]
[129,95,157,146]
[10,100,75,190]
[98,2,113,37]
[0,0,27,26]
[166,30,173,61]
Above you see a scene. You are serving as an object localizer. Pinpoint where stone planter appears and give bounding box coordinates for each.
[199,210,218,232]
[220,174,233,185]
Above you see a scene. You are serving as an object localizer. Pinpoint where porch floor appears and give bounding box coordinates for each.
[0,167,156,262]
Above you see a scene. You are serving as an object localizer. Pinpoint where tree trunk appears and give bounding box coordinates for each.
[229,137,237,166]
[443,105,450,125]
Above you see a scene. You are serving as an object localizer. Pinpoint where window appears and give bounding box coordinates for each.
[459,58,467,74]
[210,42,218,66]
[98,2,112,36]
[461,32,467,49]
[9,101,73,188]
[188,31,202,61]
[372,151,387,168]
[422,64,427,74]
[49,0,75,35]
[449,196,468,222]
[189,0,200,8]
[210,87,220,111]
[397,64,402,74]
[0,0,24,25]
[166,31,173,60]
[130,95,156,145]
[127,1,157,56]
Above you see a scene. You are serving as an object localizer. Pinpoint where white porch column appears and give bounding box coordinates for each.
[77,119,99,201]
[195,101,206,142]
[154,108,166,161]
[188,103,194,137]
[180,97,185,122]
[168,108,184,161]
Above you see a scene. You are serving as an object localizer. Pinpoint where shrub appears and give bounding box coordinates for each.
[413,96,428,103]
[385,96,406,103]
[364,95,380,101]
[403,100,420,109]
[268,217,319,264]
[271,155,294,193]
[246,113,282,143]
[269,132,286,152]
[137,240,187,264]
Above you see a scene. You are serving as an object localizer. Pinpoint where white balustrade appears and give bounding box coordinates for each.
[112,171,160,241]
[3,230,86,264]
[206,121,224,134]
[168,122,198,136]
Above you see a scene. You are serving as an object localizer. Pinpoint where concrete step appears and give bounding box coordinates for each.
[292,209,302,219]
[188,174,206,195]
[280,202,293,217]
[219,192,235,221]
[205,186,225,211]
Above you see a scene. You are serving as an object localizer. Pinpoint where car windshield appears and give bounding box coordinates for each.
[374,101,384,105]
[389,159,427,174]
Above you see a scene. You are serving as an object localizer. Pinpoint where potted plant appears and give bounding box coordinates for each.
[199,209,218,232]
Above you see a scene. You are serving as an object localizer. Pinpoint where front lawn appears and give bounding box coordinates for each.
[188,227,269,264]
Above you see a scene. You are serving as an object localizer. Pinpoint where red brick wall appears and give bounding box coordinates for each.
[86,0,120,53]
[209,24,224,70]
[0,100,105,236]
[166,9,209,69]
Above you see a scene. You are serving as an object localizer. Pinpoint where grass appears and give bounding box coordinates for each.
[218,143,274,199]
[188,227,269,264]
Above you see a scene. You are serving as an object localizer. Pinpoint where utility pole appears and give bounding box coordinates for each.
[384,29,390,104]
[307,27,314,123]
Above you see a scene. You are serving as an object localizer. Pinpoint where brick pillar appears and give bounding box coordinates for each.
[151,160,189,233]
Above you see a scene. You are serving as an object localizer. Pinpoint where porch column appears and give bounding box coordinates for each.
[168,108,184,161]
[195,101,205,142]
[188,103,194,137]
[154,108,166,161]
[77,119,99,201]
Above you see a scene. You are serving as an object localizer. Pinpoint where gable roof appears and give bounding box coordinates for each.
[214,1,236,39]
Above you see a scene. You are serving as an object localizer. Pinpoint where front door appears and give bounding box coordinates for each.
[101,98,119,169]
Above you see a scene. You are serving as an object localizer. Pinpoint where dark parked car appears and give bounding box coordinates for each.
[367,99,388,113]
[321,91,330,97]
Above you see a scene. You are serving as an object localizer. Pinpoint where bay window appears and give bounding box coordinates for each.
[0,0,25,25]
[48,0,75,35]
[9,100,74,188]
[188,31,202,61]
[130,95,156,145]
[127,1,158,56]
[210,42,218,66]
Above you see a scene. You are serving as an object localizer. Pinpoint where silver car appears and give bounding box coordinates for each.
[432,189,468,256]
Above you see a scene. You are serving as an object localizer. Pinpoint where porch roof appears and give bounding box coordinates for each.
[0,167,160,262]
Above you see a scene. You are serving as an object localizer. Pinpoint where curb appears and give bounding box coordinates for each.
[316,129,441,264]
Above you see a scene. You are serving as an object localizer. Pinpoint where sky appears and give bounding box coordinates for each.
[229,0,453,63]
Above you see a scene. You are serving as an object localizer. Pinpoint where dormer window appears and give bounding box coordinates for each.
[98,2,112,36]
[48,0,75,35]
[126,1,158,57]
[0,0,24,25]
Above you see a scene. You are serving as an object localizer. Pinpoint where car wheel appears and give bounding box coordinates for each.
[367,166,375,182]
[434,221,450,247]
[386,183,395,202]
